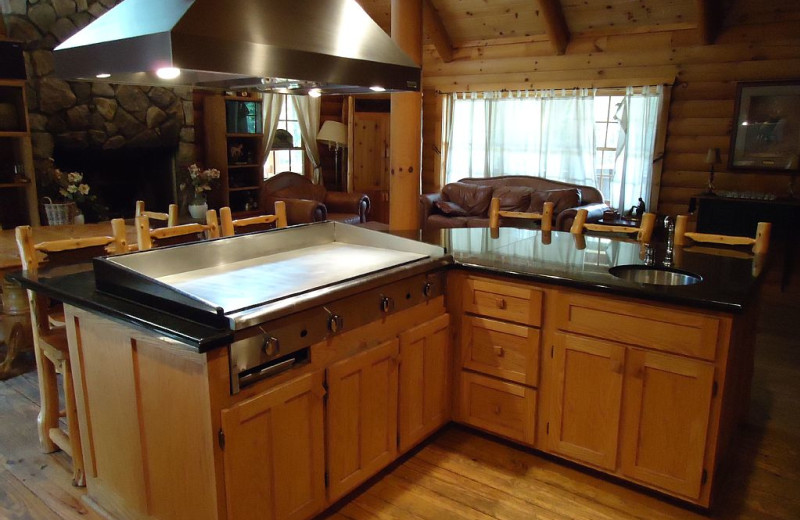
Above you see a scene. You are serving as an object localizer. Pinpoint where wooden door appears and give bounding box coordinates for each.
[327,339,399,501]
[220,371,326,520]
[353,112,390,223]
[549,332,625,471]
[620,349,715,499]
[398,313,451,452]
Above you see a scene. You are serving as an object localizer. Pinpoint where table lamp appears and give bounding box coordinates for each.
[705,147,720,195]
[317,121,347,190]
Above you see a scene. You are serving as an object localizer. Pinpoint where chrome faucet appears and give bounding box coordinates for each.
[663,216,675,267]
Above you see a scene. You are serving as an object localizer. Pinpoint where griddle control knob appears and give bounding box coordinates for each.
[423,282,434,298]
[262,336,280,357]
[380,296,395,314]
[328,314,344,333]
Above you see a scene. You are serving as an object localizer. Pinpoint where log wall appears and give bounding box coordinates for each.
[420,16,800,216]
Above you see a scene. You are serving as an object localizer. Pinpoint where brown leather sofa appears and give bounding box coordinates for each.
[261,171,370,225]
[420,175,609,232]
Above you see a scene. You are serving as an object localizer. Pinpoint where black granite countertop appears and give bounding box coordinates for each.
[436,227,763,313]
[7,227,764,352]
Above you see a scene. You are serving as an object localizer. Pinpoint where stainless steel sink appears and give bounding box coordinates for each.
[609,265,702,286]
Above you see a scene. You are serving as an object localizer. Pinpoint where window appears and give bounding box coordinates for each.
[264,97,305,178]
[444,87,663,212]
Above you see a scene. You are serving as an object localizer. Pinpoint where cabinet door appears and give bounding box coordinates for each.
[398,313,451,452]
[220,371,326,520]
[327,339,399,501]
[620,349,715,499]
[549,332,625,471]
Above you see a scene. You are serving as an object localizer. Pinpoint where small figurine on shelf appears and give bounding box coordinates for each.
[624,197,646,221]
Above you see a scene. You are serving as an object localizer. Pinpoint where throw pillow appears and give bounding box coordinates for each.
[434,200,469,217]
[493,185,534,212]
[441,182,494,216]
[529,188,581,214]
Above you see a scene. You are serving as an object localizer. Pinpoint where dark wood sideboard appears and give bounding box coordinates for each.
[689,194,800,289]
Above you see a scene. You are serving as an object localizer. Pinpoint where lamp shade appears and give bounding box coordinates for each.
[317,120,347,147]
[705,147,720,164]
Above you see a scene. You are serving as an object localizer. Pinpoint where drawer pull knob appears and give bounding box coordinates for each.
[494,346,505,357]
[496,298,507,309]
[494,405,501,415]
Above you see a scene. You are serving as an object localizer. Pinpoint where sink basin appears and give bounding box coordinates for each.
[609,265,702,286]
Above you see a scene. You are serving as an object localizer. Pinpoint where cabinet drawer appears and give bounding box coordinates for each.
[462,316,540,386]
[552,292,720,361]
[458,371,536,445]
[463,277,542,326]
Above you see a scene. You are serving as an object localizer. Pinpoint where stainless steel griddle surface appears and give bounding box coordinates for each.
[155,242,427,313]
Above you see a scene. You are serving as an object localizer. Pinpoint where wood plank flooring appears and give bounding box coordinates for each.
[1,263,798,520]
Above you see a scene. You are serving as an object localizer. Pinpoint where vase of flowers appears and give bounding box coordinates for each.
[181,163,220,219]
[42,169,94,225]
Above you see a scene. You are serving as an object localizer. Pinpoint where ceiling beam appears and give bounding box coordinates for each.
[537,0,570,55]
[422,0,454,63]
[695,0,722,45]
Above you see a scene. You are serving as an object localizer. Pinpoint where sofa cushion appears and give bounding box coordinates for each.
[434,200,469,217]
[529,188,581,214]
[493,185,534,212]
[274,184,327,202]
[427,214,470,229]
[442,182,493,217]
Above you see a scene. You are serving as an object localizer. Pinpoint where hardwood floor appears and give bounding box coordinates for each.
[1,263,798,519]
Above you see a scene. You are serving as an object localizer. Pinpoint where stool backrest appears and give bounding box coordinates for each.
[570,209,656,244]
[674,215,770,255]
[489,198,554,232]
[207,201,288,238]
[135,215,209,250]
[135,200,178,228]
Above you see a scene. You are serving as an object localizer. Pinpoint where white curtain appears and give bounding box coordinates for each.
[261,93,285,161]
[612,85,663,213]
[443,87,662,210]
[291,95,322,184]
[446,89,595,186]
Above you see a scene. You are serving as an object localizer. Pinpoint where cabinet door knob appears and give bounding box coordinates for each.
[494,346,505,357]
[494,405,501,415]
[495,298,507,309]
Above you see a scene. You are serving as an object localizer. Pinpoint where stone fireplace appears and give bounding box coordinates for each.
[2,0,198,220]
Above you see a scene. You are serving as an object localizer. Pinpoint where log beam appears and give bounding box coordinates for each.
[537,0,570,55]
[390,0,423,230]
[696,0,722,45]
[423,0,454,63]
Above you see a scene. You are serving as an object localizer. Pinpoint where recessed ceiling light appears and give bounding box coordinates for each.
[155,67,181,80]
[96,73,111,79]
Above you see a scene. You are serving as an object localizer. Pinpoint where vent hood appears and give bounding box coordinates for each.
[54,0,420,95]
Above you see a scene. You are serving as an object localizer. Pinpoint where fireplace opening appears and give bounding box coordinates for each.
[52,147,176,220]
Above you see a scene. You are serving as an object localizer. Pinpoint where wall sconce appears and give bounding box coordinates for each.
[705,147,720,195]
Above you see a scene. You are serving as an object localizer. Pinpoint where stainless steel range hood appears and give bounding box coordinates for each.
[54,0,420,94]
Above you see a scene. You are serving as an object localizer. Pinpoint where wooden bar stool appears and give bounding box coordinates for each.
[674,215,771,255]
[570,208,656,243]
[206,201,288,238]
[134,200,178,228]
[135,215,210,250]
[15,219,127,487]
[489,198,554,232]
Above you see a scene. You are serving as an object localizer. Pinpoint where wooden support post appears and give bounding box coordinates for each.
[537,0,571,55]
[423,0,453,63]
[390,0,423,231]
[695,0,722,45]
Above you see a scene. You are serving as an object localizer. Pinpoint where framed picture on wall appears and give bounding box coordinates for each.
[729,81,800,173]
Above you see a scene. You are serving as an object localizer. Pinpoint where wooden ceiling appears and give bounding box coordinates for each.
[355,0,800,58]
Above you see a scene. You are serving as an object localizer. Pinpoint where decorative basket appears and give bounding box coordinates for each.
[42,197,77,225]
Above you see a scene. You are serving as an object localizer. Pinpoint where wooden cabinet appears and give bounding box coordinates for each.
[459,371,537,444]
[220,371,327,520]
[548,332,624,471]
[326,338,399,502]
[204,95,264,216]
[398,313,451,453]
[0,79,39,227]
[620,349,715,498]
[352,112,389,223]
[453,273,542,445]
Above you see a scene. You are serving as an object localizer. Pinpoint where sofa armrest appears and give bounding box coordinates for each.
[419,193,442,229]
[555,202,609,231]
[267,197,327,225]
[324,191,370,223]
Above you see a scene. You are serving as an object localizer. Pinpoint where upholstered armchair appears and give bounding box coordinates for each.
[261,171,370,225]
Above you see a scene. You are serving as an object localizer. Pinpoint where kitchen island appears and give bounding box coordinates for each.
[9,223,764,518]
